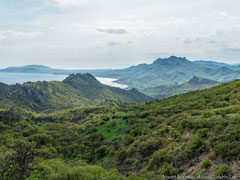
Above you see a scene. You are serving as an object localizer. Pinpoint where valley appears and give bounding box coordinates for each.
[0,79,239,179]
[1,0,239,179]
[2,56,240,99]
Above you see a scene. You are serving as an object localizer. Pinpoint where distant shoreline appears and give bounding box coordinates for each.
[0,72,128,89]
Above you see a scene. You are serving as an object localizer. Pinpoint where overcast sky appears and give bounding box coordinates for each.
[0,0,240,69]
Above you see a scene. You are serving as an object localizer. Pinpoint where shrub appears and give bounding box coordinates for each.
[197,128,209,138]
[209,152,216,160]
[158,163,178,176]
[184,136,208,158]
[138,137,163,157]
[0,141,37,180]
[214,141,240,159]
[148,148,169,170]
[30,134,52,147]
[116,149,127,164]
[203,111,215,118]
[215,164,232,177]
[201,160,212,169]
[96,145,109,159]
[125,135,135,145]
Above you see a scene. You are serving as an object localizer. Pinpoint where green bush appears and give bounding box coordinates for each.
[201,160,212,169]
[96,145,109,159]
[158,163,178,176]
[148,148,169,170]
[116,149,127,164]
[185,136,208,158]
[203,111,215,118]
[125,135,135,145]
[215,164,232,176]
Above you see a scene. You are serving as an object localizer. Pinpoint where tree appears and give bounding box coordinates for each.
[0,142,39,180]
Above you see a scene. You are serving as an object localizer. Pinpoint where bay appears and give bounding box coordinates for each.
[0,72,128,89]
[0,72,67,85]
[96,77,128,89]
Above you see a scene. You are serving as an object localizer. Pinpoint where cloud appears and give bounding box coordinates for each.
[183,37,226,45]
[47,0,87,7]
[184,39,193,44]
[224,48,240,52]
[107,41,121,47]
[0,29,44,40]
[223,48,240,58]
[96,28,128,34]
[1,0,240,68]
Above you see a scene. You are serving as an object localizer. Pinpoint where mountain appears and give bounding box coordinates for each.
[194,60,229,68]
[1,65,58,73]
[2,57,240,90]
[0,65,110,75]
[141,76,219,98]
[0,73,152,111]
[188,76,219,85]
[2,57,240,94]
[1,79,240,178]
[4,65,52,71]
[96,56,240,89]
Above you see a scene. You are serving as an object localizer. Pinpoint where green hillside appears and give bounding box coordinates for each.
[141,76,219,98]
[2,58,240,99]
[0,80,240,179]
[0,73,152,112]
[2,57,240,90]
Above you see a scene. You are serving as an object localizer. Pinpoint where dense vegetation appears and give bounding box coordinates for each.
[0,79,240,179]
[0,73,152,112]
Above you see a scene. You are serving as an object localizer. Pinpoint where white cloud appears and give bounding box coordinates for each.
[1,0,240,68]
[96,28,128,34]
[47,0,88,7]
[0,30,44,39]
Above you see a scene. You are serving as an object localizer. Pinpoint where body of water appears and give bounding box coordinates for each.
[0,72,128,89]
[96,77,128,89]
[0,72,68,84]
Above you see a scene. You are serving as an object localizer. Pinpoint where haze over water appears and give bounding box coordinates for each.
[0,72,127,89]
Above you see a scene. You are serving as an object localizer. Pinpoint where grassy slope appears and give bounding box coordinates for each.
[1,80,240,179]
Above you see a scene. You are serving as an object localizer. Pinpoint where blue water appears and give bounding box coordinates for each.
[0,72,68,85]
[0,72,128,89]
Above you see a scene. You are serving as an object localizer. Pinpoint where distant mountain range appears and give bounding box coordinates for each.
[1,56,240,99]
[141,76,219,98]
[0,73,152,111]
[0,65,109,75]
[97,56,240,89]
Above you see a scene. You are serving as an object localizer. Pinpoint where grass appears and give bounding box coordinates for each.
[88,119,128,140]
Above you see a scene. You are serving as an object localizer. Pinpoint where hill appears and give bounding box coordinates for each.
[2,57,240,90]
[97,56,240,89]
[194,60,229,68]
[0,80,240,179]
[2,58,240,100]
[0,65,110,75]
[141,76,219,98]
[0,73,152,111]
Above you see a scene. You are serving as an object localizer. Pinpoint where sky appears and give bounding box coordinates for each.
[0,0,240,69]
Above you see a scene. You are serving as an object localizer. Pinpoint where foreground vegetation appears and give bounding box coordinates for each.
[1,80,240,179]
